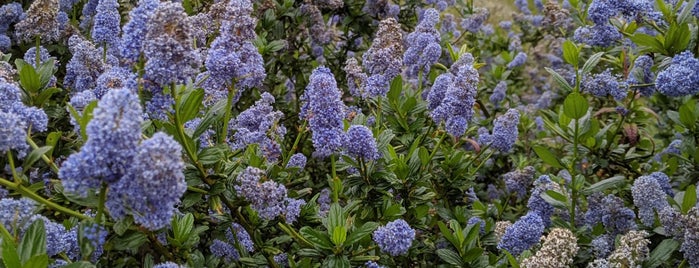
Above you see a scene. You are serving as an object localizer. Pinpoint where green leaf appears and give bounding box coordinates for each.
[562,40,579,68]
[678,0,697,24]
[545,67,574,92]
[113,217,132,236]
[388,75,402,103]
[532,145,564,169]
[664,22,691,54]
[18,220,46,265]
[582,52,605,74]
[682,184,697,213]
[463,247,484,263]
[22,146,52,171]
[541,190,568,209]
[679,99,696,130]
[266,40,287,53]
[15,59,41,93]
[194,98,226,137]
[36,58,55,89]
[436,248,464,266]
[1,229,21,268]
[197,146,225,165]
[437,221,458,248]
[563,92,588,119]
[111,232,148,251]
[645,239,680,268]
[331,226,347,246]
[629,33,666,53]
[326,203,344,236]
[35,87,62,107]
[299,227,333,250]
[582,176,626,194]
[323,255,350,268]
[178,88,204,123]
[345,222,378,245]
[22,254,48,268]
[173,213,194,245]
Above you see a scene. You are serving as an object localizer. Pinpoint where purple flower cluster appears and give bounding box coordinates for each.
[300,67,347,158]
[317,188,331,217]
[497,211,544,255]
[204,0,265,103]
[119,0,159,62]
[404,8,441,79]
[582,69,626,100]
[0,198,36,233]
[153,262,186,268]
[632,173,671,226]
[344,125,380,160]
[143,2,201,86]
[654,139,682,161]
[373,219,416,256]
[428,53,479,137]
[229,92,286,162]
[363,0,400,19]
[573,24,622,47]
[106,132,186,230]
[362,18,403,97]
[655,51,699,97]
[93,67,137,98]
[467,216,486,234]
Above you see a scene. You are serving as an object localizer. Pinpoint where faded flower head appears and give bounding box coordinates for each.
[521,228,578,268]
[608,230,650,267]
[14,0,60,43]
[363,18,403,97]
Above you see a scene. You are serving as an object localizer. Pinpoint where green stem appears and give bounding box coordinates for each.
[570,118,579,227]
[0,177,89,220]
[187,186,208,194]
[34,36,41,67]
[26,135,59,173]
[282,120,307,167]
[6,151,21,184]
[426,132,447,165]
[376,97,383,129]
[95,183,108,224]
[220,84,237,144]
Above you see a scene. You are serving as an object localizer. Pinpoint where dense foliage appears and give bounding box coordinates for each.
[0,0,699,267]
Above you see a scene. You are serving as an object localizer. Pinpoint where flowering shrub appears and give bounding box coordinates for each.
[0,0,699,267]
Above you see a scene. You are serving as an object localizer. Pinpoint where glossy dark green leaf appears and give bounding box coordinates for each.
[436,248,464,266]
[682,184,697,213]
[299,227,333,250]
[22,146,52,171]
[646,239,680,268]
[532,145,564,169]
[18,220,46,264]
[345,222,378,245]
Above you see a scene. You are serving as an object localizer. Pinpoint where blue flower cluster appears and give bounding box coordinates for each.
[573,24,622,47]
[680,208,699,267]
[300,67,347,158]
[153,262,187,268]
[143,2,201,86]
[480,109,520,152]
[317,188,331,217]
[204,0,265,103]
[235,167,302,222]
[230,93,286,162]
[503,166,536,199]
[373,219,416,256]
[527,175,556,227]
[362,18,403,97]
[91,0,120,49]
[93,67,137,98]
[286,153,307,170]
[632,173,670,226]
[119,0,159,62]
[344,125,380,160]
[343,58,367,97]
[576,0,657,47]
[59,89,142,192]
[507,52,527,69]
[627,55,654,96]
[582,69,626,100]
[655,51,699,97]
[106,132,186,230]
[0,197,37,233]
[497,211,544,255]
[64,35,113,92]
[654,139,682,161]
[585,193,637,235]
[489,81,507,105]
[0,81,49,158]
[0,3,23,51]
[467,216,486,234]
[461,8,489,33]
[428,53,479,137]
[403,8,441,79]
[211,222,255,261]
